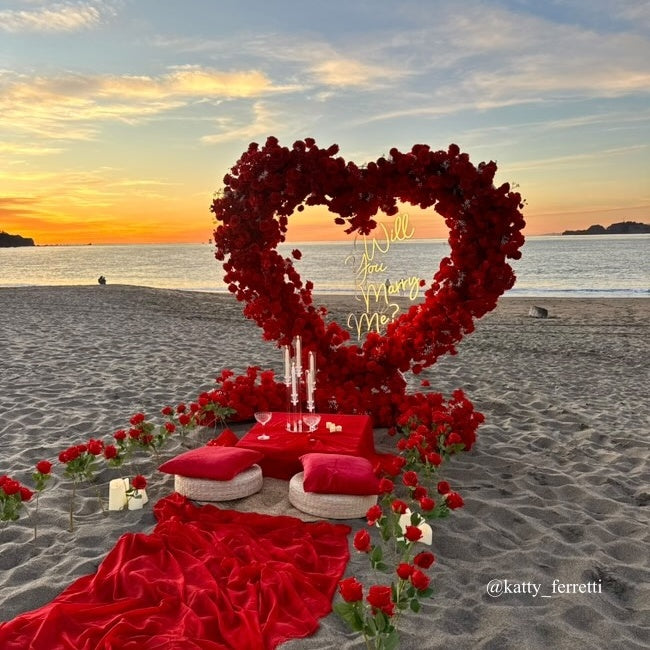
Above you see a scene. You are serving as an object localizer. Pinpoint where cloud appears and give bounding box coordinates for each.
[0,66,290,139]
[201,102,279,144]
[0,1,107,33]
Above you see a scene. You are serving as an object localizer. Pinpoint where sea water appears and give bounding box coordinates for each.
[0,235,648,298]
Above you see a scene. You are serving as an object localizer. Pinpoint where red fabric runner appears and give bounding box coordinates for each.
[0,494,351,649]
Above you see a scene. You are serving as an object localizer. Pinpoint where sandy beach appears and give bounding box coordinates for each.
[1,286,648,649]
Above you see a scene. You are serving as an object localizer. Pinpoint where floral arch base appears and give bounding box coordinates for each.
[210,137,525,447]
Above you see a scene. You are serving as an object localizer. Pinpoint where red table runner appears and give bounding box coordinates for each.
[237,412,376,479]
[0,494,351,650]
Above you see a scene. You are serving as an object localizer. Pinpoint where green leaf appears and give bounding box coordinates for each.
[333,602,364,632]
[383,629,400,650]
[410,598,421,613]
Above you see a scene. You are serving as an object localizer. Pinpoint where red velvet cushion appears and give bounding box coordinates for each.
[159,446,263,480]
[206,428,238,447]
[300,453,380,495]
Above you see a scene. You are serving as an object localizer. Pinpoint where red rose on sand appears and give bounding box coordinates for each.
[413,486,428,500]
[414,551,435,569]
[446,432,463,446]
[131,475,147,491]
[1,479,20,496]
[87,439,103,455]
[178,413,192,426]
[353,529,371,553]
[437,481,451,495]
[420,379,430,387]
[446,492,464,509]
[366,504,382,526]
[176,403,187,414]
[19,486,33,502]
[130,413,145,426]
[426,452,442,466]
[161,405,173,416]
[114,429,127,441]
[419,497,435,511]
[410,569,430,591]
[164,422,176,433]
[396,563,413,580]
[128,428,141,439]
[103,445,118,460]
[404,525,423,542]
[391,499,408,514]
[338,577,363,602]
[378,478,394,494]
[291,249,302,260]
[36,460,52,475]
[402,471,419,487]
[366,585,394,617]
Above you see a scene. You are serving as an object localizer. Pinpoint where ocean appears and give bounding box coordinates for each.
[0,235,648,298]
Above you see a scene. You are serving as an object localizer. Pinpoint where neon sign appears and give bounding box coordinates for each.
[346,213,421,339]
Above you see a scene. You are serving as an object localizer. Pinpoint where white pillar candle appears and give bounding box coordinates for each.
[108,478,128,511]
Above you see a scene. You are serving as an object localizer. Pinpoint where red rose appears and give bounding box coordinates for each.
[353,529,371,553]
[19,486,33,502]
[178,413,191,426]
[378,478,394,494]
[413,486,428,500]
[366,504,382,526]
[291,249,302,260]
[404,525,423,542]
[396,563,413,580]
[414,551,435,569]
[36,460,52,475]
[391,499,408,514]
[103,445,118,460]
[402,470,419,487]
[176,403,187,414]
[130,412,145,426]
[437,481,451,495]
[164,422,176,433]
[338,577,363,602]
[1,478,20,496]
[128,428,141,439]
[161,405,173,416]
[114,429,127,441]
[426,452,442,466]
[445,492,464,509]
[446,432,462,446]
[131,475,147,490]
[366,585,394,617]
[87,439,103,455]
[419,497,435,511]
[410,569,430,591]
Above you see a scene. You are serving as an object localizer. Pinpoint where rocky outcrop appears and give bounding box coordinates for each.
[563,221,650,235]
[0,231,35,247]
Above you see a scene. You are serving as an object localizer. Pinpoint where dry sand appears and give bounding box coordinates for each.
[0,286,648,649]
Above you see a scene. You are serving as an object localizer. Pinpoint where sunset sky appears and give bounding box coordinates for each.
[1,0,648,245]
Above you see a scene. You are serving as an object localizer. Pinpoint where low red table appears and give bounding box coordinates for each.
[236,413,376,480]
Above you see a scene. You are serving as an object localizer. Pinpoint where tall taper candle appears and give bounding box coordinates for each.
[291,362,297,401]
[309,350,315,378]
[295,336,302,372]
[284,345,291,383]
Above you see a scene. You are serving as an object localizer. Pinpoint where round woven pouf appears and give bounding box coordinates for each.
[288,472,378,519]
[174,464,263,501]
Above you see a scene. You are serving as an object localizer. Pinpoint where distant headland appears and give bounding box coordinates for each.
[0,231,35,247]
[562,221,650,235]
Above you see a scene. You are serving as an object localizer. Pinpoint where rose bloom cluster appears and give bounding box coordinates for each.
[211,136,525,425]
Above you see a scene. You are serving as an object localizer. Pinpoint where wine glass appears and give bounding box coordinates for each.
[302,413,321,433]
[254,411,272,440]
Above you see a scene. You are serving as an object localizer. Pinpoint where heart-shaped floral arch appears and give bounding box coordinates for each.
[211,137,525,427]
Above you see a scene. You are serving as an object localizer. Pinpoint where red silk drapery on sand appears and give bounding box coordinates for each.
[0,493,351,649]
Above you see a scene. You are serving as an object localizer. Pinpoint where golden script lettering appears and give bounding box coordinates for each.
[345,213,420,339]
